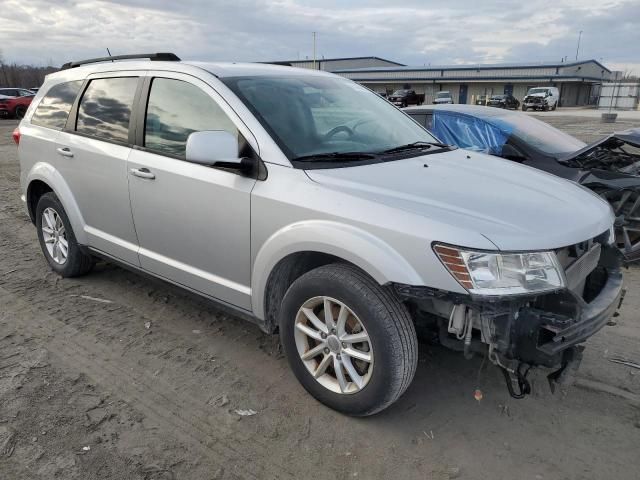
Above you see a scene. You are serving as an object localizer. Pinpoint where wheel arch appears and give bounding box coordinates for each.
[252,220,423,331]
[25,163,87,244]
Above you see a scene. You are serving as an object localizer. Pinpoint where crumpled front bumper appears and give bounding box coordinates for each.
[513,265,624,367]
[395,245,625,371]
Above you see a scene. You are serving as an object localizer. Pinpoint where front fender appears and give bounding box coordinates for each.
[251,220,423,320]
[26,162,87,244]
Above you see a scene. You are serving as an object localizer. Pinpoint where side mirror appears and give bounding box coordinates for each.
[186,130,241,166]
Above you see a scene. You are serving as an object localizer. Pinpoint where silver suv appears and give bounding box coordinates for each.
[16,53,624,415]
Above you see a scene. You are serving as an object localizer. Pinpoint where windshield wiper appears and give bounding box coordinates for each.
[291,151,378,162]
[378,141,450,155]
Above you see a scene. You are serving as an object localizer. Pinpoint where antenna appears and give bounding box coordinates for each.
[106,48,114,62]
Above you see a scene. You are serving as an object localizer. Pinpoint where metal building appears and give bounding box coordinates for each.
[278,57,612,107]
[271,56,404,71]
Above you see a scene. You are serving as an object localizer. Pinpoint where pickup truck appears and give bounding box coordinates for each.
[17,53,624,416]
[387,89,424,107]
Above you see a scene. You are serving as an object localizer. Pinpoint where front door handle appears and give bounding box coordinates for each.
[130,167,155,180]
[56,147,74,158]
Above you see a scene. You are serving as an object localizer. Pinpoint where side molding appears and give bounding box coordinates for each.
[251,220,424,320]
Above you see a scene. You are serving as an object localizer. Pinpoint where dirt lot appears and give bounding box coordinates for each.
[1,114,639,480]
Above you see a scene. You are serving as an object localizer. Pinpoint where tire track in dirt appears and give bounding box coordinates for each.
[0,286,295,480]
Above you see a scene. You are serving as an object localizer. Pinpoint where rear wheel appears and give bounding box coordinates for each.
[14,105,26,119]
[35,192,94,277]
[522,105,527,111]
[279,263,418,416]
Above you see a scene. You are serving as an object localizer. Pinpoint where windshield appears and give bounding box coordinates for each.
[222,75,438,161]
[391,90,409,96]
[527,88,549,95]
[491,95,505,100]
[493,113,585,155]
[436,92,450,98]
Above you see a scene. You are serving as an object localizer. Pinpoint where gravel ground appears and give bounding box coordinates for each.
[1,115,639,480]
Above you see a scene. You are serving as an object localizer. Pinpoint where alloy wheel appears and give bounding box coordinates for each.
[41,207,68,264]
[294,296,373,394]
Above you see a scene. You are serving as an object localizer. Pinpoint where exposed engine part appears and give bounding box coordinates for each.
[448,304,467,339]
[500,363,532,399]
[396,242,624,400]
[565,144,640,174]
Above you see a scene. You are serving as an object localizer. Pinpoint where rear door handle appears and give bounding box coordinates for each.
[56,147,74,158]
[130,167,155,180]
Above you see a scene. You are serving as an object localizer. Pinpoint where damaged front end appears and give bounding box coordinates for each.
[395,235,625,399]
[561,129,640,262]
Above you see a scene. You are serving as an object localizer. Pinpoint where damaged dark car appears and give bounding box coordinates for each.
[405,104,640,262]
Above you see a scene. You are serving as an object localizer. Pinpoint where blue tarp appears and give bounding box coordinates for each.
[431,111,512,156]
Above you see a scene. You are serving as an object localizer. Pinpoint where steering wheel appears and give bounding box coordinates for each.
[324,125,354,140]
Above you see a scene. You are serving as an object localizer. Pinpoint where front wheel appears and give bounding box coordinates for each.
[522,105,527,111]
[279,264,418,416]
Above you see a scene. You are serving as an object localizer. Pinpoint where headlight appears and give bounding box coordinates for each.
[434,244,565,296]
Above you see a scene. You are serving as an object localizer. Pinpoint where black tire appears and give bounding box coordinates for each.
[14,105,26,119]
[35,192,94,277]
[279,263,418,416]
[552,103,557,111]
[522,105,527,111]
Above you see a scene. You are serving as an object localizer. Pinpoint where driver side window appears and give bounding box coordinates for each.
[144,78,239,159]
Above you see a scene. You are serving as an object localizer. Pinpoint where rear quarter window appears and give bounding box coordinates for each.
[31,81,83,130]
[76,77,138,143]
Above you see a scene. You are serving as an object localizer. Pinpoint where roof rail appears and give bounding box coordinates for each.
[61,52,181,70]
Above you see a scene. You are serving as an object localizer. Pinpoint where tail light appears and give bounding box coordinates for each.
[12,127,20,146]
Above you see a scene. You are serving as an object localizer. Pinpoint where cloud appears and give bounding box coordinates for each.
[0,0,637,70]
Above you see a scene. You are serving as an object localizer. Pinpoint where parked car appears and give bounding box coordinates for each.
[487,93,519,109]
[16,53,623,415]
[0,94,34,119]
[433,91,453,104]
[522,86,559,111]
[387,89,424,107]
[0,88,36,98]
[405,104,640,261]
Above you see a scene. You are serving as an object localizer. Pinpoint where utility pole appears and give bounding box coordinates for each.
[575,30,582,61]
[312,32,317,70]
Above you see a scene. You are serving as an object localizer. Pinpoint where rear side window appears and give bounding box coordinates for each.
[76,77,138,143]
[31,81,82,130]
[144,78,237,158]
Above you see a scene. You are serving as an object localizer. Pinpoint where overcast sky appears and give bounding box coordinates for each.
[1,0,639,73]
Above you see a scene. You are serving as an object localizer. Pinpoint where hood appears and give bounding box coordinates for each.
[526,92,547,98]
[305,150,613,251]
